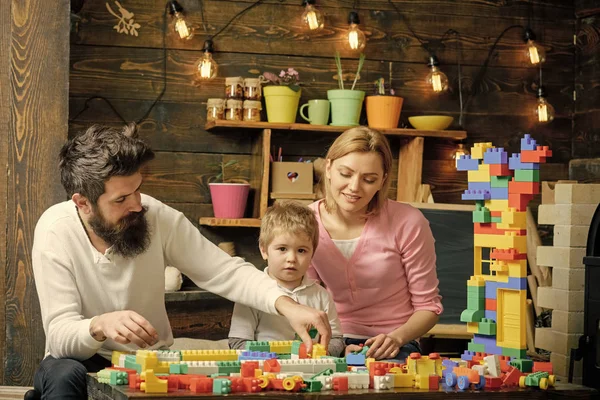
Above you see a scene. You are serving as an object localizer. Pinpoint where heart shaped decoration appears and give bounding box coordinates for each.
[287,172,299,183]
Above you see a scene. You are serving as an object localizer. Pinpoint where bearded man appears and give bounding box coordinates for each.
[28,124,331,400]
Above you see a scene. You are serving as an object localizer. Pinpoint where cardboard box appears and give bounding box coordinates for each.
[271,162,313,195]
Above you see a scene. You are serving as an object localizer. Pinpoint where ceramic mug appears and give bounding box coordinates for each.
[300,99,330,125]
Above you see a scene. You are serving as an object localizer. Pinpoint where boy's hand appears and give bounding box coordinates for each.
[90,310,159,348]
[344,344,363,356]
[275,296,331,354]
[365,333,401,360]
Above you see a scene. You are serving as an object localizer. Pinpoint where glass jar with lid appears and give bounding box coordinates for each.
[243,78,262,101]
[225,76,244,99]
[243,100,262,122]
[206,98,226,122]
[225,99,243,121]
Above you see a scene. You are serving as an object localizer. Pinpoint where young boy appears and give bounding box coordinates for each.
[228,202,345,357]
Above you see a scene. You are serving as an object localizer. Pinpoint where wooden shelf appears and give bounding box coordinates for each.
[205,120,467,140]
[199,217,261,227]
[270,192,317,200]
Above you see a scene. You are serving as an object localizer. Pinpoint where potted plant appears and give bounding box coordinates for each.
[261,68,302,123]
[328,52,366,126]
[366,73,403,129]
[208,160,250,219]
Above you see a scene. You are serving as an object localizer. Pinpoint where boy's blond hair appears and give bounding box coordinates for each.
[322,126,392,215]
[259,201,319,252]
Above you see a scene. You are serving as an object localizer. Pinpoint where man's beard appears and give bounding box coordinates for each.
[88,205,151,258]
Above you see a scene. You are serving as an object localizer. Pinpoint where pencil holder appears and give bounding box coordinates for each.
[271,162,313,195]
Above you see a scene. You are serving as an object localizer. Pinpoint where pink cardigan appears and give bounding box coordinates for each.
[307,199,443,338]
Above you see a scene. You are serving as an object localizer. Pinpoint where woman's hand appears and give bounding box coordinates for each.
[344,344,363,356]
[365,334,402,360]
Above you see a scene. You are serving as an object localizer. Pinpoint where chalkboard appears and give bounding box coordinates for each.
[418,206,474,325]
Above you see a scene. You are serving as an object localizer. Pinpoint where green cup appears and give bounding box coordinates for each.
[300,99,330,125]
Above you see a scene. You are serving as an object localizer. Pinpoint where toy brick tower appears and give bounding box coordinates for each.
[456,134,551,360]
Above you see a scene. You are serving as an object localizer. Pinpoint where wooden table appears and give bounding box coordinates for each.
[87,374,599,399]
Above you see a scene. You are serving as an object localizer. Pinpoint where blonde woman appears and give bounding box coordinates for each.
[308,126,443,361]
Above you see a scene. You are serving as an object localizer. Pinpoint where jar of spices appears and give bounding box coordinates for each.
[243,78,262,100]
[243,100,262,122]
[225,76,244,99]
[206,98,226,122]
[225,99,243,121]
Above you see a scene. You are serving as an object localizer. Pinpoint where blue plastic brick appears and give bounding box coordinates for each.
[520,134,537,151]
[456,155,480,171]
[490,187,509,199]
[485,281,498,300]
[483,147,508,164]
[484,310,497,321]
[468,182,492,191]
[509,154,540,170]
[462,190,491,201]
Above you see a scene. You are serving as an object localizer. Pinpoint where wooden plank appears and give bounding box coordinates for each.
[72,0,573,66]
[0,0,9,386]
[526,299,536,354]
[527,207,551,287]
[527,275,543,317]
[569,158,600,183]
[69,98,254,154]
[423,324,472,340]
[199,218,261,227]
[575,15,600,68]
[396,137,424,202]
[206,120,467,139]
[142,152,251,203]
[69,47,574,117]
[573,111,600,159]
[5,0,70,386]
[575,0,600,18]
[271,193,318,200]
[253,129,270,218]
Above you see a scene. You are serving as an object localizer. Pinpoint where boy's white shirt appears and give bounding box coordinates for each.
[228,267,343,341]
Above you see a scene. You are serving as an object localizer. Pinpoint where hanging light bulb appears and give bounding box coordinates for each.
[452,141,470,168]
[195,40,218,80]
[523,28,545,65]
[301,0,324,31]
[168,0,194,40]
[535,86,554,123]
[346,11,366,52]
[426,56,449,93]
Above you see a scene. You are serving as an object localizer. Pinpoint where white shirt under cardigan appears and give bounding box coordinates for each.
[228,268,343,349]
[32,194,285,361]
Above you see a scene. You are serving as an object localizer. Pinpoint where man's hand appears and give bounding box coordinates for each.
[90,311,159,348]
[365,333,402,360]
[275,296,331,354]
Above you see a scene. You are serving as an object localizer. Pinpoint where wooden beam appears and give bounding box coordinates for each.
[0,0,10,385]
[3,0,70,385]
[526,207,551,287]
[396,137,424,203]
[527,275,543,316]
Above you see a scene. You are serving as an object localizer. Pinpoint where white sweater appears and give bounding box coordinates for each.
[32,194,284,360]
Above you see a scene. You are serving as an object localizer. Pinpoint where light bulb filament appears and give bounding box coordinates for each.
[200,59,212,79]
[348,30,359,50]
[175,18,190,39]
[537,103,548,122]
[528,43,540,65]
[306,10,319,30]
[432,73,443,92]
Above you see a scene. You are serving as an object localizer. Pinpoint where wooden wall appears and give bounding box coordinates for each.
[0,0,70,386]
[70,0,574,210]
[66,0,576,342]
[575,1,600,161]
